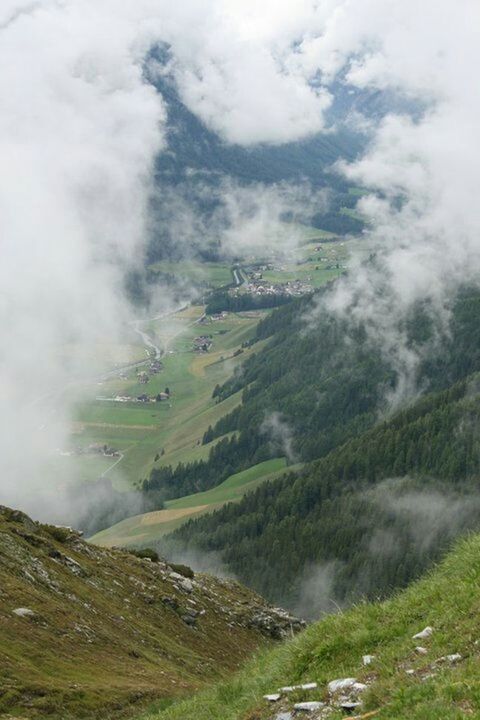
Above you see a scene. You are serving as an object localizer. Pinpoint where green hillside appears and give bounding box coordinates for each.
[0,506,303,719]
[144,284,480,504]
[90,458,291,547]
[140,532,480,720]
[165,373,480,610]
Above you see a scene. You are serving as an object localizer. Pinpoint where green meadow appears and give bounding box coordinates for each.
[90,457,296,547]
[58,306,266,491]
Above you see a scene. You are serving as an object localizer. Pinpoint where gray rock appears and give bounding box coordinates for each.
[275,714,293,720]
[353,682,368,692]
[294,701,325,712]
[415,646,428,655]
[413,626,433,640]
[341,701,361,712]
[362,654,375,665]
[279,682,317,693]
[264,693,281,701]
[179,578,193,593]
[12,607,35,618]
[328,678,357,694]
[446,653,462,663]
[169,571,184,581]
[162,596,179,611]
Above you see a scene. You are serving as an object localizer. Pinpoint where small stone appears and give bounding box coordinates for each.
[406,669,415,675]
[362,654,375,665]
[353,682,368,692]
[413,626,433,640]
[169,571,184,581]
[294,701,325,712]
[300,682,318,690]
[415,646,428,655]
[179,578,193,593]
[280,685,295,693]
[264,693,281,702]
[275,714,293,720]
[181,614,196,626]
[446,653,462,663]
[12,607,35,618]
[328,678,357,694]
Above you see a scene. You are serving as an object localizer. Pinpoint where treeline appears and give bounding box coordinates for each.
[205,290,293,315]
[144,431,272,500]
[163,376,480,610]
[143,285,480,503]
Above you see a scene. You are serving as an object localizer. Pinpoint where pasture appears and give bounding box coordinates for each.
[90,458,298,547]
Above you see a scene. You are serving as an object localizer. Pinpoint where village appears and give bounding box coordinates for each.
[230,272,314,299]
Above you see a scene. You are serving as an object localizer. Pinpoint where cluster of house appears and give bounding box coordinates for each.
[108,390,170,404]
[193,335,213,352]
[149,359,163,373]
[71,443,120,457]
[199,311,229,324]
[232,278,313,298]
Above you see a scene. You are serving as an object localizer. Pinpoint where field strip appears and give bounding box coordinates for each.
[140,505,210,525]
[73,421,158,431]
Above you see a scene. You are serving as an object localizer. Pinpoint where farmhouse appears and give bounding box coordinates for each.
[193,335,213,352]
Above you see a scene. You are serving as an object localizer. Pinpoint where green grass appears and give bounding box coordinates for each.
[59,309,266,490]
[149,260,233,288]
[169,458,288,509]
[0,507,280,719]
[90,458,294,547]
[139,532,480,720]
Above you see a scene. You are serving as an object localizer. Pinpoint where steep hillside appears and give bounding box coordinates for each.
[143,285,480,501]
[0,506,303,719]
[141,532,480,720]
[164,373,480,610]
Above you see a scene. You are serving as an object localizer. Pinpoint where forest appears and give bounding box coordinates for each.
[163,374,480,611]
[144,285,480,501]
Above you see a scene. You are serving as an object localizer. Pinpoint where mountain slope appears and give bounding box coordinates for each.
[164,373,480,610]
[143,285,480,502]
[141,532,480,720]
[0,506,303,719]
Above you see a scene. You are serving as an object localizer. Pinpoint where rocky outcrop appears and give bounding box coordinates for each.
[0,505,305,719]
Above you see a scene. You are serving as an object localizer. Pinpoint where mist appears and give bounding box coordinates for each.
[2,0,479,525]
[293,479,480,620]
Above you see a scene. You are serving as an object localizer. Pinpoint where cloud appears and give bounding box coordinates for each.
[0,1,166,514]
[303,0,480,404]
[3,0,479,523]
[261,411,298,464]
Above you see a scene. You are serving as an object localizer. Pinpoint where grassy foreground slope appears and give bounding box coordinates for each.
[0,506,302,719]
[142,533,480,720]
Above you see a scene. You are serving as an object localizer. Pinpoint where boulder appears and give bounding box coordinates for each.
[179,578,193,593]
